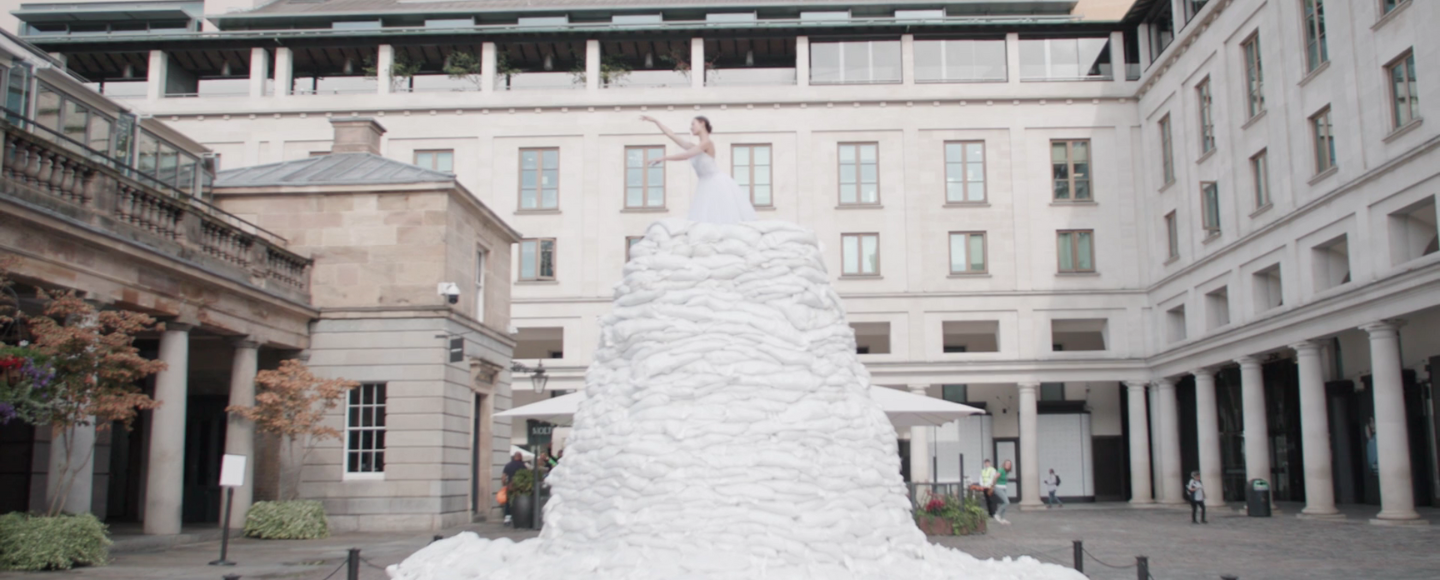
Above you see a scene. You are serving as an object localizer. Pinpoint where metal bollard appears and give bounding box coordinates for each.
[1136,556,1148,580]
[1072,540,1083,573]
[433,534,444,543]
[222,575,241,580]
[347,548,360,580]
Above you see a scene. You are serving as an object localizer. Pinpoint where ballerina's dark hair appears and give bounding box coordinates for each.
[694,116,713,133]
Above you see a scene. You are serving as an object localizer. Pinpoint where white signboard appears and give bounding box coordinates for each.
[219,454,247,488]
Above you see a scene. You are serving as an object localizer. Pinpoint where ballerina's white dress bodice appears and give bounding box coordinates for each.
[687,152,757,225]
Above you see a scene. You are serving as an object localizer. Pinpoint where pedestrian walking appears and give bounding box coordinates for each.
[994,460,1013,525]
[1043,469,1063,508]
[1187,471,1207,524]
[980,460,998,517]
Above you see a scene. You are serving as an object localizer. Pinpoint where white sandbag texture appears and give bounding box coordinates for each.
[389,220,1083,580]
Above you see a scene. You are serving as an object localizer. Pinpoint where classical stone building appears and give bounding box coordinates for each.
[5,0,1439,526]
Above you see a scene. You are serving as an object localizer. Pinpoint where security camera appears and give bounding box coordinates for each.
[437,282,460,305]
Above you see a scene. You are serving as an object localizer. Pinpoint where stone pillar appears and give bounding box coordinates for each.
[690,37,705,89]
[1147,379,1165,501]
[795,36,810,87]
[377,44,395,95]
[1125,381,1154,504]
[46,422,96,515]
[1138,24,1153,70]
[274,47,293,98]
[900,34,916,87]
[223,339,260,529]
[1292,340,1340,517]
[146,50,167,101]
[1018,382,1042,507]
[144,323,190,535]
[1109,30,1126,81]
[1156,379,1184,504]
[1237,356,1271,500]
[1361,322,1423,524]
[585,39,600,91]
[481,42,498,92]
[248,48,270,98]
[907,385,931,483]
[1192,368,1226,507]
[1005,32,1021,84]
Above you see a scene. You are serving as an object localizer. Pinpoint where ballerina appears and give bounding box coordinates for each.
[639,115,757,225]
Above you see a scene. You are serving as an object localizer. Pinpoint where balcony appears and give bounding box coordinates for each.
[0,115,310,302]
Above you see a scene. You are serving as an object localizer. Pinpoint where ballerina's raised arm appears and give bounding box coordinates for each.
[640,116,711,166]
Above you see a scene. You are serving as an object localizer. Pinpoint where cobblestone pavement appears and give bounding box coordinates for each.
[935,502,1440,580]
[2,503,1436,580]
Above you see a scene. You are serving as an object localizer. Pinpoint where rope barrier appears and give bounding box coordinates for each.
[316,559,349,580]
[358,555,390,572]
[1081,547,1139,569]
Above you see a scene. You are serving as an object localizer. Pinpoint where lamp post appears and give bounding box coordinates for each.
[509,360,549,529]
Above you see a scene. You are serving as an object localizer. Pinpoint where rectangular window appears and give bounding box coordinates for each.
[1184,0,1210,21]
[1303,0,1328,72]
[1051,140,1092,201]
[838,143,880,205]
[1018,37,1113,81]
[732,144,773,207]
[519,147,560,210]
[1040,383,1066,401]
[1382,0,1406,15]
[1201,182,1221,236]
[841,233,880,276]
[1165,212,1179,260]
[474,250,486,323]
[519,238,556,281]
[1387,51,1419,129]
[941,384,967,403]
[1251,150,1270,209]
[625,146,665,208]
[948,232,987,274]
[414,149,454,172]
[34,83,60,132]
[1311,107,1336,174]
[1242,36,1265,118]
[1146,2,1175,61]
[62,99,88,144]
[944,141,986,203]
[346,383,386,474]
[1159,115,1175,185]
[810,40,902,84]
[1057,230,1095,273]
[914,39,1007,83]
[1197,78,1215,153]
[625,236,643,262]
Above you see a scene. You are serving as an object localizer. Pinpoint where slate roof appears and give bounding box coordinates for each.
[214,152,454,188]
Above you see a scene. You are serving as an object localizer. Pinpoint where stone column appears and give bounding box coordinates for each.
[223,339,260,528]
[690,37,705,89]
[907,385,931,483]
[1237,356,1271,498]
[1292,340,1340,517]
[144,323,190,535]
[1147,380,1165,501]
[795,36,810,87]
[481,42,498,92]
[1361,321,1422,524]
[46,422,96,515]
[248,48,270,98]
[376,44,395,95]
[1109,30,1126,81]
[1192,368,1226,507]
[146,50,167,101]
[1125,381,1154,504]
[1156,378,1184,504]
[274,47,293,98]
[1018,382,1042,507]
[1005,32,1021,84]
[900,34,916,87]
[585,39,600,91]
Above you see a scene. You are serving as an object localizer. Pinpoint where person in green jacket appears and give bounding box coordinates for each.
[994,460,1013,525]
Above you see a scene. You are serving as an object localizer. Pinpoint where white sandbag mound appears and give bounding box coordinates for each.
[389,220,1082,580]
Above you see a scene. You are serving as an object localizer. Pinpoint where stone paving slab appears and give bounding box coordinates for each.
[2,503,1436,580]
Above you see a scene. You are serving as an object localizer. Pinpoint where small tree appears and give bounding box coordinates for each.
[363,53,423,92]
[227,359,357,500]
[443,50,484,90]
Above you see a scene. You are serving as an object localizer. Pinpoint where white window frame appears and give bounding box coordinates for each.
[1242,35,1264,118]
[949,232,987,274]
[344,382,387,480]
[841,233,880,276]
[944,141,987,203]
[1386,51,1419,129]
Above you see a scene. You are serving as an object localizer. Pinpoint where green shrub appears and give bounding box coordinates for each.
[0,512,110,570]
[508,469,535,500]
[243,500,330,540]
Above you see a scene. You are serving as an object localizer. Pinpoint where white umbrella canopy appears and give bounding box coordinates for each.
[495,386,983,428]
[508,445,536,460]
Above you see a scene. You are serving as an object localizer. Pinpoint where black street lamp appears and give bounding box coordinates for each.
[510,360,549,393]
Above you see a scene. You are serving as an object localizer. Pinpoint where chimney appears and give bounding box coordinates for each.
[329,117,386,155]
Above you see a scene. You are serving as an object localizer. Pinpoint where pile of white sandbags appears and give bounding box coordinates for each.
[389,220,1082,580]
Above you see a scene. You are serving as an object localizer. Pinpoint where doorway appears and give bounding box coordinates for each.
[471,393,490,521]
[994,438,1018,499]
[182,395,228,524]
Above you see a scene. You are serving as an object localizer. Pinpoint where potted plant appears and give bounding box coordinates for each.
[508,469,536,529]
[914,494,987,536]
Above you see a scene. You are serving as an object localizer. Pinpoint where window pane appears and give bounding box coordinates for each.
[859,145,877,163]
[840,183,857,204]
[1058,233,1073,271]
[437,152,453,172]
[539,240,555,278]
[859,163,877,184]
[950,234,966,272]
[810,42,841,84]
[861,235,878,274]
[843,236,859,274]
[520,241,536,279]
[542,149,558,167]
[839,145,856,163]
[521,150,537,169]
[89,115,112,155]
[1077,232,1093,270]
[542,188,557,209]
[871,41,902,83]
[626,148,645,167]
[861,183,878,204]
[969,235,985,271]
[755,146,770,165]
[62,100,88,143]
[842,42,869,82]
[754,168,770,185]
[753,185,771,206]
[35,85,60,131]
[945,142,963,162]
[647,186,663,207]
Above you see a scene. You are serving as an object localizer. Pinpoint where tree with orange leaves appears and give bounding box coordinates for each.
[227,359,358,500]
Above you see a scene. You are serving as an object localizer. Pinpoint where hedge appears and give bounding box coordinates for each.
[243,500,331,540]
[0,512,110,571]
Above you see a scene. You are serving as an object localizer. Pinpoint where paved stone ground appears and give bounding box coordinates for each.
[2,502,1436,580]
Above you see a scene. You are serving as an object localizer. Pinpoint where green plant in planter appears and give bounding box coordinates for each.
[0,512,111,571]
[508,468,536,498]
[915,494,987,535]
[243,500,330,540]
[570,56,633,87]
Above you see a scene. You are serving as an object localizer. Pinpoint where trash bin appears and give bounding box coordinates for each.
[1246,479,1271,517]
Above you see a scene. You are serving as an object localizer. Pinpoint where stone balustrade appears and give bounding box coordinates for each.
[0,118,311,301]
